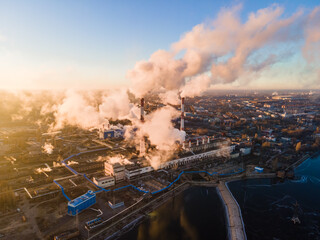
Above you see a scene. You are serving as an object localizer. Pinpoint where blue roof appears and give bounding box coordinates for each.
[68,190,95,207]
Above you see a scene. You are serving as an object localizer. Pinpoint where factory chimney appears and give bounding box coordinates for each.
[140,98,145,122]
[180,97,185,131]
[189,140,191,148]
[140,98,145,156]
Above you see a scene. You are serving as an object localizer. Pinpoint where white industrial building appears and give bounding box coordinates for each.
[125,166,153,180]
[93,176,115,188]
[104,162,125,182]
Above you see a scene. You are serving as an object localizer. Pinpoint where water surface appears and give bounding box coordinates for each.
[119,187,227,240]
[228,154,320,240]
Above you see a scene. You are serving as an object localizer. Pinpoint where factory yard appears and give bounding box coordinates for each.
[0,91,319,240]
[0,149,244,240]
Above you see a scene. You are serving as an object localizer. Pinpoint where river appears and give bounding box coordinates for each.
[119,186,227,240]
[118,154,320,240]
[228,153,320,240]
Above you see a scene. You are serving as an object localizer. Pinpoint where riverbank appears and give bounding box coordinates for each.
[112,152,320,240]
[227,153,320,240]
[93,171,276,240]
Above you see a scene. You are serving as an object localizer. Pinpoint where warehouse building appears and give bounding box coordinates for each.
[125,165,154,180]
[93,176,115,188]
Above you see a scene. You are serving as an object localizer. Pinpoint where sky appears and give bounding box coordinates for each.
[0,0,319,90]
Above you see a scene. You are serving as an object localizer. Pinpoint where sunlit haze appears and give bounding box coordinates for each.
[0,0,319,90]
[1,2,320,240]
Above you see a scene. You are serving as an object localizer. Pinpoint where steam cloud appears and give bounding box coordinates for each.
[128,4,320,98]
[42,142,54,154]
[7,4,320,168]
[107,155,133,165]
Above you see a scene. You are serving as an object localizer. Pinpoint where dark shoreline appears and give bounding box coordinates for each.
[100,152,320,240]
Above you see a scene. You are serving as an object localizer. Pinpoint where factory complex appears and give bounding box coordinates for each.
[59,97,237,218]
[1,91,319,240]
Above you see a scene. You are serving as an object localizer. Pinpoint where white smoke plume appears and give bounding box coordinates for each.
[42,142,54,154]
[107,155,133,165]
[180,74,211,98]
[132,106,185,168]
[45,89,138,131]
[53,90,103,129]
[159,90,180,105]
[67,160,79,166]
[99,89,137,120]
[35,167,52,173]
[53,160,79,167]
[127,4,319,97]
[138,106,185,151]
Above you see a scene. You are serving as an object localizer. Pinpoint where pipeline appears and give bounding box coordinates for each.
[54,180,71,201]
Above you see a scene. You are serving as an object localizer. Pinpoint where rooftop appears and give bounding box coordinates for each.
[68,190,95,207]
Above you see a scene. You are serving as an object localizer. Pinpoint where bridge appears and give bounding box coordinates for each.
[218,182,247,240]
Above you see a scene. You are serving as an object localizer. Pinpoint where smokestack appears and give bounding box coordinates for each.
[196,139,199,146]
[140,98,145,156]
[207,137,210,144]
[189,140,191,148]
[182,141,186,149]
[180,97,185,131]
[202,137,205,145]
[140,98,145,122]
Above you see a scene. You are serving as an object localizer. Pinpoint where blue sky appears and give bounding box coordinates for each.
[0,0,319,90]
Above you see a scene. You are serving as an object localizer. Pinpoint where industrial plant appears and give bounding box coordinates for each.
[1,89,319,240]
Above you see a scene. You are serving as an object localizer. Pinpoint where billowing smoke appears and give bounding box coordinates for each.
[35,166,52,173]
[44,89,138,131]
[159,90,180,105]
[52,90,103,130]
[99,89,138,120]
[107,155,133,165]
[133,106,185,168]
[53,160,79,167]
[67,160,79,166]
[138,106,185,151]
[180,74,211,98]
[6,4,320,170]
[42,142,54,154]
[128,4,319,97]
[302,6,320,63]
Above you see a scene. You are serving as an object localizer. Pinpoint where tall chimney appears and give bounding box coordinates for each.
[207,137,210,144]
[140,98,145,122]
[196,139,199,146]
[180,97,185,131]
[189,140,191,148]
[202,137,205,145]
[140,98,145,156]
